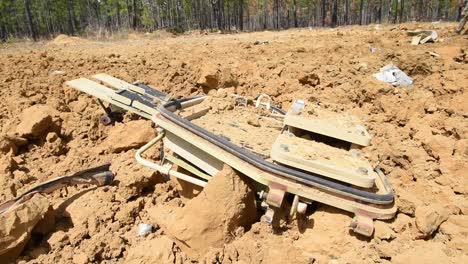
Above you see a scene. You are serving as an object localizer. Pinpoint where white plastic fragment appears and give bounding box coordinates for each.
[290,99,305,114]
[373,64,413,87]
[137,223,153,237]
[50,70,65,75]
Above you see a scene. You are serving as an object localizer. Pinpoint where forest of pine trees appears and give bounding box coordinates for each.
[0,0,465,41]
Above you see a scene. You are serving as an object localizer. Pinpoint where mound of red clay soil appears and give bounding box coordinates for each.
[150,165,258,257]
[47,34,89,46]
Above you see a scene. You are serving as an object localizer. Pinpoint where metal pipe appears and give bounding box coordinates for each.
[135,131,207,187]
[165,96,207,112]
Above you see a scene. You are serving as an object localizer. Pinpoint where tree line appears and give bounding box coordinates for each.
[0,0,465,41]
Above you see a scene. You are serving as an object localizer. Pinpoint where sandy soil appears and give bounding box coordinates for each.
[0,23,467,263]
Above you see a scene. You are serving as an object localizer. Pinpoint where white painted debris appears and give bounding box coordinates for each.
[50,70,65,75]
[408,30,438,45]
[373,64,413,87]
[138,223,153,236]
[290,99,305,114]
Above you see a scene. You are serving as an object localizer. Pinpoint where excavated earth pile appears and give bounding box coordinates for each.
[0,23,467,263]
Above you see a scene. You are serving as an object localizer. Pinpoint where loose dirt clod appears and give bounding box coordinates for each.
[104,120,156,153]
[125,236,176,264]
[0,195,50,263]
[197,65,220,90]
[15,105,56,139]
[150,165,258,257]
[415,204,449,237]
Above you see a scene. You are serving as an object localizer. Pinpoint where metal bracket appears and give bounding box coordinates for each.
[349,215,374,237]
[266,183,286,208]
[264,206,275,224]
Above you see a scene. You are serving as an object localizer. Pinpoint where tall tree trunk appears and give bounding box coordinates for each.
[359,0,364,25]
[24,0,37,40]
[293,0,298,27]
[126,0,132,27]
[117,2,122,29]
[344,0,349,25]
[332,0,338,27]
[377,0,382,23]
[0,9,6,42]
[95,0,102,28]
[322,0,326,26]
[132,0,137,29]
[217,0,223,30]
[239,0,244,30]
[263,0,267,29]
[66,0,76,34]
[199,0,205,29]
[399,0,404,23]
[393,0,398,23]
[45,0,55,35]
[148,0,157,30]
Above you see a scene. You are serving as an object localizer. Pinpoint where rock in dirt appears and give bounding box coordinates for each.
[397,189,420,216]
[247,117,260,127]
[0,136,18,155]
[15,105,56,139]
[374,221,395,240]
[197,65,220,90]
[0,194,50,263]
[104,120,156,153]
[125,236,175,264]
[298,72,320,86]
[415,204,449,237]
[150,165,258,257]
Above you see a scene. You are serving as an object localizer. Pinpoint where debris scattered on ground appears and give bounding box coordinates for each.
[0,164,113,214]
[408,30,438,45]
[137,223,154,237]
[427,51,441,58]
[253,40,269,45]
[49,70,66,75]
[373,64,413,86]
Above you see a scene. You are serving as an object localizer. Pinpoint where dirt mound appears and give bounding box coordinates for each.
[202,222,312,264]
[47,34,88,46]
[150,165,258,257]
